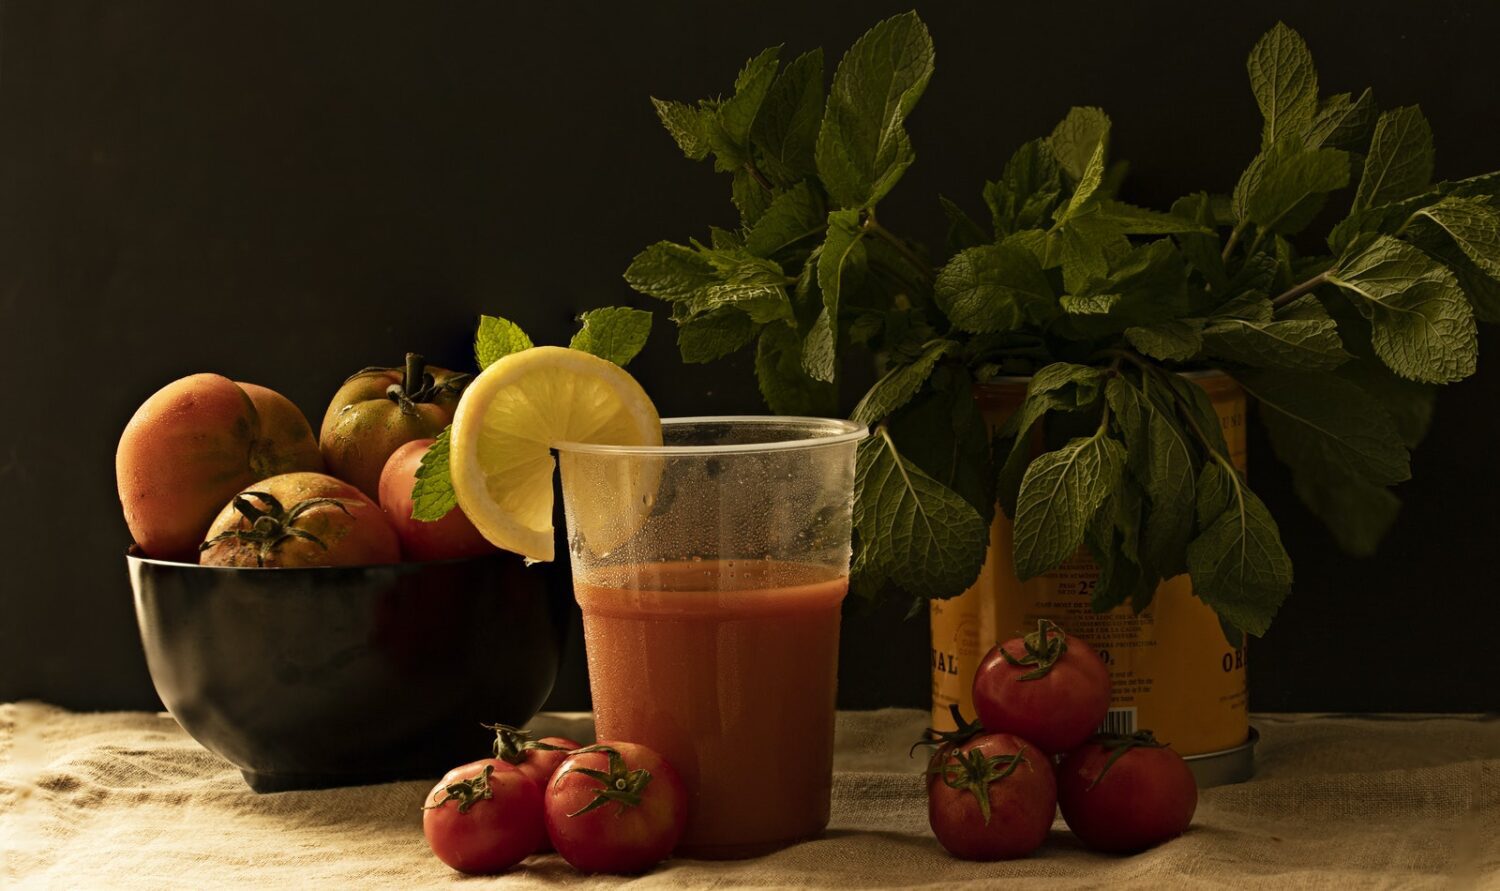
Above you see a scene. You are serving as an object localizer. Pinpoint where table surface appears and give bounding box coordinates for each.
[2,703,1497,889]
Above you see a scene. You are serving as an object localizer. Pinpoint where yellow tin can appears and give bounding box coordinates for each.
[930,372,1249,756]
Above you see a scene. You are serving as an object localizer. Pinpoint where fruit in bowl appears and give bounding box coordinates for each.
[378,439,494,562]
[199,472,401,567]
[319,352,469,500]
[116,374,323,561]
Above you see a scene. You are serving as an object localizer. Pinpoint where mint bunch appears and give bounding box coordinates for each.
[624,14,1500,642]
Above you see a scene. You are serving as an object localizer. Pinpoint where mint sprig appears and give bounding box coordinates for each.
[623,13,1500,639]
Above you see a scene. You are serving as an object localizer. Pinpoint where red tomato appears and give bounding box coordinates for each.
[198,472,400,567]
[116,374,322,560]
[1057,732,1197,853]
[927,732,1057,861]
[545,742,686,874]
[972,619,1111,755]
[423,758,544,874]
[487,723,582,853]
[378,439,494,561]
[320,353,468,499]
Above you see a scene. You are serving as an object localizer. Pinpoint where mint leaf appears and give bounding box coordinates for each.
[650,98,710,161]
[1188,462,1292,637]
[474,315,534,370]
[1327,235,1478,383]
[569,307,653,367]
[1107,376,1196,576]
[939,195,989,250]
[624,242,718,302]
[1012,431,1126,580]
[755,323,836,415]
[1410,196,1500,280]
[850,339,955,425]
[1060,293,1121,315]
[995,363,1108,515]
[751,48,825,185]
[707,47,781,172]
[1237,369,1410,486]
[1125,319,1205,361]
[1415,231,1500,323]
[1235,143,1350,233]
[1353,106,1434,212]
[695,249,796,321]
[814,12,934,209]
[1304,88,1376,151]
[410,425,457,522]
[854,430,988,598]
[1089,201,1208,234]
[1200,314,1349,371]
[934,241,1054,334]
[804,209,867,381]
[1292,466,1401,557]
[887,367,995,525]
[1173,192,1231,295]
[731,170,774,225]
[745,182,824,258]
[1055,136,1109,224]
[1048,107,1111,183]
[1247,22,1318,150]
[984,138,1062,235]
[678,310,756,363]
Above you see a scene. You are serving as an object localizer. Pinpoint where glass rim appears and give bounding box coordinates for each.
[553,415,868,456]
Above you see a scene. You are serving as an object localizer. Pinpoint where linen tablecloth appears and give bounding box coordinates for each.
[2,702,1496,888]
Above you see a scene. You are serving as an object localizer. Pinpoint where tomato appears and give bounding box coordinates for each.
[545,742,686,874]
[116,374,322,560]
[972,619,1111,755]
[927,732,1057,861]
[378,439,494,561]
[198,471,400,567]
[423,758,544,874]
[319,353,469,499]
[486,723,582,853]
[1057,731,1197,853]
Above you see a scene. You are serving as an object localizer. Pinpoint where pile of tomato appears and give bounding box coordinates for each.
[116,353,489,566]
[922,619,1198,859]
[422,727,687,875]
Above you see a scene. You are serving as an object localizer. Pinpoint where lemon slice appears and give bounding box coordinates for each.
[448,346,661,562]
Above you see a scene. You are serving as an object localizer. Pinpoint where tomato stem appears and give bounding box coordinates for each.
[555,745,653,817]
[999,618,1070,680]
[199,493,355,565]
[1088,730,1169,790]
[938,745,1030,825]
[484,722,571,764]
[422,763,494,815]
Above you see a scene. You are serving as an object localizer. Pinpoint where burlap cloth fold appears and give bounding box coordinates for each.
[2,703,1496,888]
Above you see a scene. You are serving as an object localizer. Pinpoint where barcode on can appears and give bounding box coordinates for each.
[1098,707,1137,735]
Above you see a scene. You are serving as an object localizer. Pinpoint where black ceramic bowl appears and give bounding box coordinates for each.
[128,549,574,792]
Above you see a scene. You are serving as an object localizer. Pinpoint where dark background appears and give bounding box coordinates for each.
[3,1,1498,713]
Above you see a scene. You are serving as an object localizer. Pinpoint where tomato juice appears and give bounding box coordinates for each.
[575,559,846,859]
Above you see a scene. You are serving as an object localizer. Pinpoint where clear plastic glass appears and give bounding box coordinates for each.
[556,416,866,859]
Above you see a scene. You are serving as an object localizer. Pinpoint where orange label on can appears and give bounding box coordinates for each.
[930,374,1249,755]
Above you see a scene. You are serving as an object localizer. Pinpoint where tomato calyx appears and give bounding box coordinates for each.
[198,491,355,565]
[1087,730,1169,790]
[423,763,495,815]
[935,744,1030,825]
[911,704,986,764]
[484,722,571,764]
[555,744,654,817]
[999,618,1070,680]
